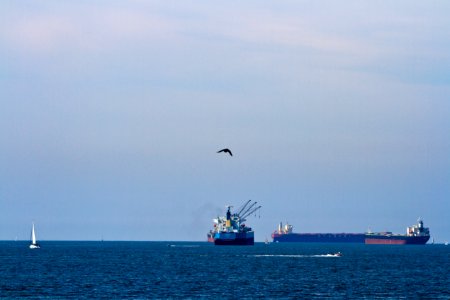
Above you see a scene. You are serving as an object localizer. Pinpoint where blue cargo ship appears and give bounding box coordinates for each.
[207,200,261,246]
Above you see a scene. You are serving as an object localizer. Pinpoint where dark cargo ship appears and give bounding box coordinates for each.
[271,222,365,243]
[272,219,430,245]
[208,200,261,246]
[365,219,430,245]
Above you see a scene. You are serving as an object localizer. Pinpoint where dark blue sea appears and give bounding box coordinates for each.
[1,241,449,299]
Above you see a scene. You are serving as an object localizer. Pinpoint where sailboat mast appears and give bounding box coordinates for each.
[31,223,36,245]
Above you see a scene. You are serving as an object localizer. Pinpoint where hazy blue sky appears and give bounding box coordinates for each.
[1,1,449,242]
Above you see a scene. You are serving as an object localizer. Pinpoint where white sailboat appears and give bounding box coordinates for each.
[29,222,40,249]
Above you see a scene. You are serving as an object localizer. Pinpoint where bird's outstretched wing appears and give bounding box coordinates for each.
[217,148,233,156]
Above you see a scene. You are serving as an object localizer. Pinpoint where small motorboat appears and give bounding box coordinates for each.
[326,252,342,257]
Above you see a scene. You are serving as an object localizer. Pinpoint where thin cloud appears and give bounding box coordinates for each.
[1,7,178,54]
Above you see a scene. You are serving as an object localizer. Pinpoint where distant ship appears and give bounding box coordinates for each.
[29,222,40,249]
[271,222,365,243]
[365,219,430,245]
[207,200,261,246]
[272,219,430,245]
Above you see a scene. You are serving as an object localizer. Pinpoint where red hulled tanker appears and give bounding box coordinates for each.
[365,219,430,245]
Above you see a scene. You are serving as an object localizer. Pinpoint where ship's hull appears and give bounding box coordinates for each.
[207,233,214,243]
[214,231,254,246]
[272,232,429,245]
[365,234,430,245]
[272,233,366,243]
[29,243,40,249]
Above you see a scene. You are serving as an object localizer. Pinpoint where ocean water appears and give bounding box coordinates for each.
[0,241,449,299]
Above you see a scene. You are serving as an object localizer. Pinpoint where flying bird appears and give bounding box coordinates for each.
[217,148,233,156]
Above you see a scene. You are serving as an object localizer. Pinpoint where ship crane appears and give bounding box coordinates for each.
[236,200,252,216]
[239,201,258,219]
[240,205,262,222]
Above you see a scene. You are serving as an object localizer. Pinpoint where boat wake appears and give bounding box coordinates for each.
[251,254,341,258]
[167,244,200,248]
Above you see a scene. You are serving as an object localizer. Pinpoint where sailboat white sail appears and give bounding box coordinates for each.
[29,222,40,249]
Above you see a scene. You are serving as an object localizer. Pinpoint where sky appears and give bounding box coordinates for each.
[1,1,449,242]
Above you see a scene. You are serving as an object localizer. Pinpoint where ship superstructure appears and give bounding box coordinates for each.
[208,200,261,245]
